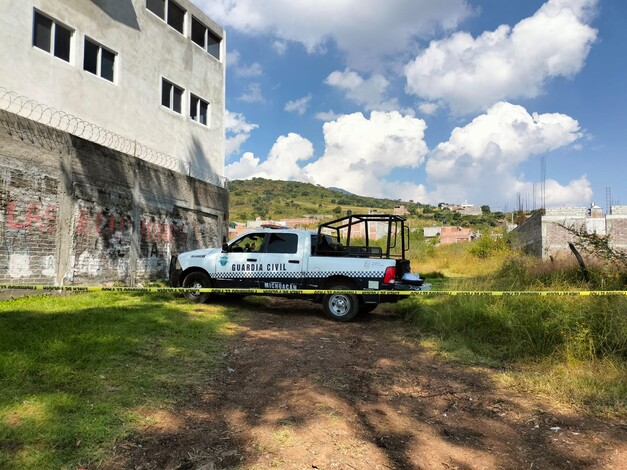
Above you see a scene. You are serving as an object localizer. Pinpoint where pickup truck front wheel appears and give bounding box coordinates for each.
[182,272,212,303]
[323,285,359,321]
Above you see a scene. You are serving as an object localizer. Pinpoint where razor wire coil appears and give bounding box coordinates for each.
[0,87,228,188]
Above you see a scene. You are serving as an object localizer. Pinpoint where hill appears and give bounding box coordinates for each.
[228,178,421,221]
[228,178,506,231]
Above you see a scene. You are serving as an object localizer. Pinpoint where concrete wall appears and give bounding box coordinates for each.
[440,226,472,245]
[607,206,627,253]
[513,206,627,260]
[544,207,587,217]
[0,0,225,177]
[541,216,587,260]
[511,211,543,256]
[0,111,228,285]
[611,205,627,216]
[423,227,441,238]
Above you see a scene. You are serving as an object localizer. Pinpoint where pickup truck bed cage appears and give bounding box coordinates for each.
[315,213,409,259]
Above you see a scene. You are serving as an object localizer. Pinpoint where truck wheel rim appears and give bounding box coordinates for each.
[330,294,350,316]
[190,281,203,296]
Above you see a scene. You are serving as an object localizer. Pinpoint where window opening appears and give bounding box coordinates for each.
[167,0,185,33]
[83,38,116,82]
[190,94,209,125]
[162,79,183,113]
[33,13,52,52]
[146,0,165,19]
[33,11,72,62]
[191,17,205,47]
[101,49,115,82]
[206,29,221,60]
[147,0,185,35]
[191,16,221,60]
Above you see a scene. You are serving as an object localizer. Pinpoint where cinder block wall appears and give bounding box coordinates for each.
[607,206,627,252]
[0,111,228,286]
[511,211,544,256]
[541,216,587,260]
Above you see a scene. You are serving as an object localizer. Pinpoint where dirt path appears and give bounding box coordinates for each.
[110,298,626,470]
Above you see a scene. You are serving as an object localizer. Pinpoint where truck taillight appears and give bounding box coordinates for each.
[383,266,396,284]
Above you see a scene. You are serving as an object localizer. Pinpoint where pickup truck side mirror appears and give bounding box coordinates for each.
[221,243,229,252]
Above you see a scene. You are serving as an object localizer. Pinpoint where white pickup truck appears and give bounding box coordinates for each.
[169,214,428,321]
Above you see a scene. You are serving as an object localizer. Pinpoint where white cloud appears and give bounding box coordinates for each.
[224,152,262,180]
[418,102,440,116]
[272,40,287,55]
[302,112,428,199]
[198,0,472,70]
[284,95,312,115]
[325,70,403,112]
[235,62,263,78]
[225,111,429,201]
[226,50,241,67]
[238,83,264,103]
[225,133,314,180]
[225,110,258,157]
[405,0,598,114]
[315,110,341,121]
[542,176,593,206]
[227,50,263,77]
[425,102,589,206]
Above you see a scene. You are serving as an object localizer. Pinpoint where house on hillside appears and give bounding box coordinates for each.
[423,226,476,244]
[438,202,482,216]
[393,205,410,216]
[457,203,482,216]
[440,226,474,245]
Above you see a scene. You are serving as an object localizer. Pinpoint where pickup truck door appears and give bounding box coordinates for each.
[214,232,266,288]
[214,232,304,289]
[258,232,304,290]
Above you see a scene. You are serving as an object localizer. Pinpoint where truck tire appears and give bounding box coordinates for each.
[323,285,359,321]
[182,271,212,303]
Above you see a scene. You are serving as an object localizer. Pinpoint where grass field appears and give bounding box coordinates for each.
[397,236,627,418]
[0,292,234,469]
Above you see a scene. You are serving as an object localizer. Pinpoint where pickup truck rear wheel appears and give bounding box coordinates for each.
[182,272,211,303]
[323,285,359,321]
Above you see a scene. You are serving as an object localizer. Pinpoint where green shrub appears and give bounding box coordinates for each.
[468,233,509,259]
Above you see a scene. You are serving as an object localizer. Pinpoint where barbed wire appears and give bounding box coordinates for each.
[0,87,228,188]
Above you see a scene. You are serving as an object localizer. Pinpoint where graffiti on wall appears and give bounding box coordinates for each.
[3,200,193,241]
[1,200,194,280]
[5,201,58,232]
[1,201,57,279]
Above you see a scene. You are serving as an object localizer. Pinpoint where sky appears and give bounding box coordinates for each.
[197,0,626,211]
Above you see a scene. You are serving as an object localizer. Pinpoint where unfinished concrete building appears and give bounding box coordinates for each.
[0,0,229,286]
[513,205,627,260]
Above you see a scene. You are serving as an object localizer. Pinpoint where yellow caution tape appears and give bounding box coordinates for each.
[0,284,625,296]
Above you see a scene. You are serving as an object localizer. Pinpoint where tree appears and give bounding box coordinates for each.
[560,223,627,271]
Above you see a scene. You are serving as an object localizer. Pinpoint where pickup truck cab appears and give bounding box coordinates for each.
[170,214,428,321]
